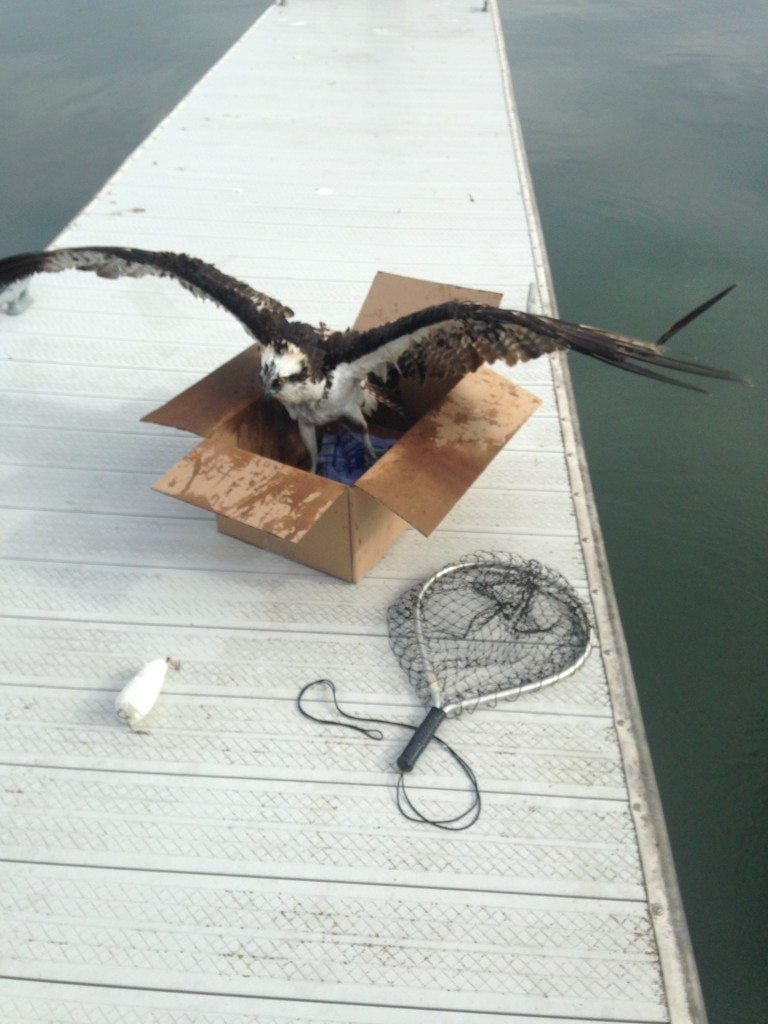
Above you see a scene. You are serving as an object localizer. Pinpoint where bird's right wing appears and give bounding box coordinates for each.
[0,246,293,343]
[324,288,746,393]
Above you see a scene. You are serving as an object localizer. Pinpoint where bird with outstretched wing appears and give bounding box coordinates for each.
[0,246,747,471]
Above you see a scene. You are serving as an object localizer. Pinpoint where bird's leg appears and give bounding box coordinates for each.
[346,408,378,466]
[297,419,318,474]
[361,427,377,466]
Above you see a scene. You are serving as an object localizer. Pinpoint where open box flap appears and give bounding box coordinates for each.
[152,438,345,543]
[352,271,503,330]
[142,346,262,436]
[355,367,541,536]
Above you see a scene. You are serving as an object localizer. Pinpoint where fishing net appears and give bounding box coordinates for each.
[387,551,593,771]
[297,552,593,829]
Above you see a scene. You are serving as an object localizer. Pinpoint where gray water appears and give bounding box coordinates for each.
[499,5,767,1021]
[0,2,765,1021]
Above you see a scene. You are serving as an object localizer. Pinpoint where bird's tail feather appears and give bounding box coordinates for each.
[655,284,736,346]
[585,353,709,393]
[528,287,748,391]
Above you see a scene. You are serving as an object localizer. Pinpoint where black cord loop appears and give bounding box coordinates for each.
[297,678,481,831]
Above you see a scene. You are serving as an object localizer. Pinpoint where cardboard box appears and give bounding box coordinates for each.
[144,273,540,582]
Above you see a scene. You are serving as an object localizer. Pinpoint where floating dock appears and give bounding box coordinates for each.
[0,2,706,1021]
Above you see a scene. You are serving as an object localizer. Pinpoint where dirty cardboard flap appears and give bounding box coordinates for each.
[356,366,540,536]
[152,437,345,543]
[143,347,261,436]
[353,271,500,331]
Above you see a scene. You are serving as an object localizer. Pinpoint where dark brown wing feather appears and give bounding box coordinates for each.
[0,246,293,343]
[324,294,746,392]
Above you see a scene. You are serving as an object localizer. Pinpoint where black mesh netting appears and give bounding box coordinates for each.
[387,551,592,710]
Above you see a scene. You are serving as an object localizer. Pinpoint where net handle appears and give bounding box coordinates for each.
[396,707,447,773]
[400,630,593,771]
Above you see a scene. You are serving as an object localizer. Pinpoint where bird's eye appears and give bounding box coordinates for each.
[274,376,284,387]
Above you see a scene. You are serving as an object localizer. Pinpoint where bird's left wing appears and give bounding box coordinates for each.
[0,246,293,342]
[324,291,746,392]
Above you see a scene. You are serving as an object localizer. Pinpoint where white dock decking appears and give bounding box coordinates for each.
[0,2,705,1022]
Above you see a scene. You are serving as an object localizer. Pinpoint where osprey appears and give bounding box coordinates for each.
[0,246,746,471]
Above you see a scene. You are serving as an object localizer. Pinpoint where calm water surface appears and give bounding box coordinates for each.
[0,3,765,1021]
[499,5,766,1021]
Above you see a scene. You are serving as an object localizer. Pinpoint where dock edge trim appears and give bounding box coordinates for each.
[489,2,709,1021]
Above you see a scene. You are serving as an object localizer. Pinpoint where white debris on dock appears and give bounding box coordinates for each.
[115,657,179,730]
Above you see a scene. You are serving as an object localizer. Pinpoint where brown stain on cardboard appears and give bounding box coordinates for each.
[155,439,340,542]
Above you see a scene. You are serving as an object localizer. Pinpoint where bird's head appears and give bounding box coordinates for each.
[260,342,318,404]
